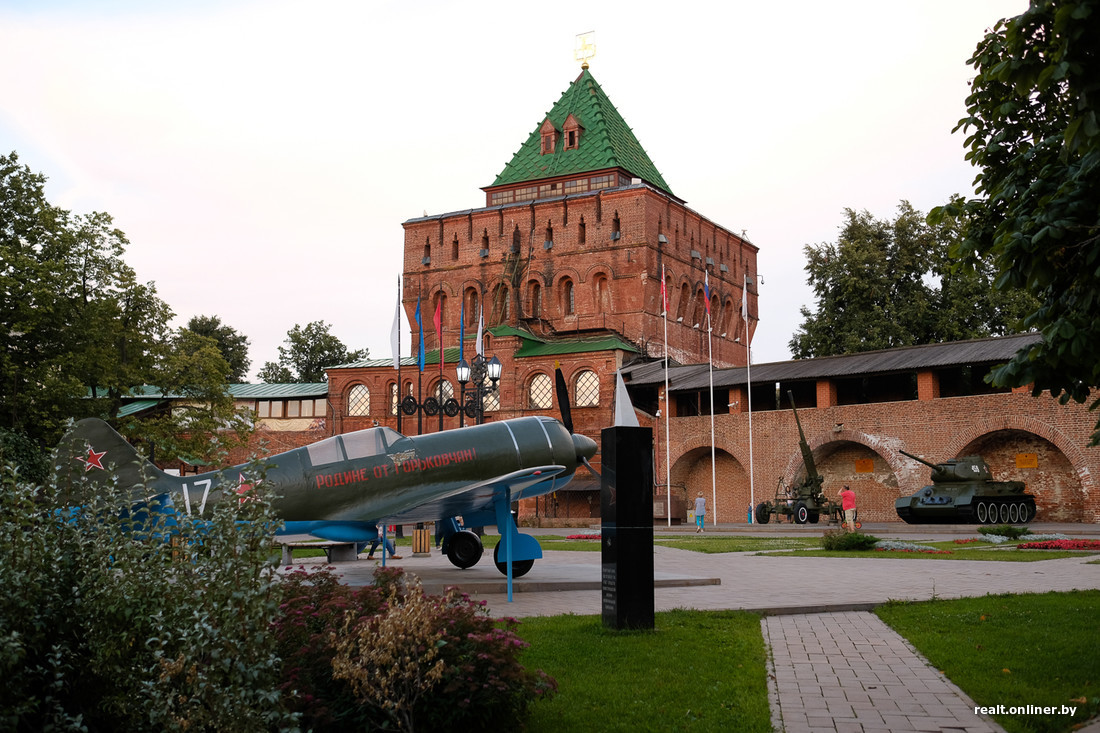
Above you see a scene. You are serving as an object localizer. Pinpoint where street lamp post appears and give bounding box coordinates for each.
[455,354,502,425]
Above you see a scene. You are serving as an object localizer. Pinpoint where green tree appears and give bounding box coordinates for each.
[183,314,251,382]
[930,0,1100,443]
[790,201,1035,358]
[2,152,169,446]
[1,152,250,461]
[258,320,366,383]
[124,329,254,465]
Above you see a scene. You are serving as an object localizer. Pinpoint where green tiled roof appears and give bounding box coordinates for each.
[490,69,673,196]
[489,325,640,358]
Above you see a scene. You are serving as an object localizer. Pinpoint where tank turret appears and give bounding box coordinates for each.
[895,450,1036,525]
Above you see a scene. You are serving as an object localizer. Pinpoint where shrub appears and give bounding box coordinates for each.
[978,524,1032,539]
[0,455,296,732]
[821,529,880,551]
[273,567,557,733]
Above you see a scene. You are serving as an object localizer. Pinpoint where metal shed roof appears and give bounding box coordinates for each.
[623,333,1042,393]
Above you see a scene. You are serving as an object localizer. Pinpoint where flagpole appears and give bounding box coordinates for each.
[743,273,755,520]
[394,275,403,434]
[708,300,716,528]
[662,264,671,528]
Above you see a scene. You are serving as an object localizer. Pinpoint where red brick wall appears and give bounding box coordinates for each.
[401,185,757,369]
[658,390,1100,524]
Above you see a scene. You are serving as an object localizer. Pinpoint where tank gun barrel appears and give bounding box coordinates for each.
[899,449,937,469]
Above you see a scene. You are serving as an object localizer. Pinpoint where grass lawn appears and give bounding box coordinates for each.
[654,535,821,553]
[518,610,771,732]
[876,591,1100,733]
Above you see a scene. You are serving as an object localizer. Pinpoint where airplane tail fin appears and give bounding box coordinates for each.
[52,418,176,499]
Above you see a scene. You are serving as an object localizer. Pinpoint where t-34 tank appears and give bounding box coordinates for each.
[895,450,1037,524]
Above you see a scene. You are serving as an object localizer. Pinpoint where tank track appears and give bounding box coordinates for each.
[896,496,1036,524]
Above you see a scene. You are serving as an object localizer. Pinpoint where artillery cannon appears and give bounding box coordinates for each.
[895,450,1037,524]
[754,392,845,526]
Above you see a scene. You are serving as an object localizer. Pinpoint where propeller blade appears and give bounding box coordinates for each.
[554,362,574,434]
[581,455,602,480]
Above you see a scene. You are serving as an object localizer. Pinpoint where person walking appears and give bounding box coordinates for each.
[839,485,857,532]
[366,525,402,559]
[694,492,706,533]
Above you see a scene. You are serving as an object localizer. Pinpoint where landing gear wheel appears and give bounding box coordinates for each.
[445,530,484,569]
[493,543,534,578]
[976,501,988,524]
[755,502,771,525]
[999,502,1010,524]
[794,501,809,525]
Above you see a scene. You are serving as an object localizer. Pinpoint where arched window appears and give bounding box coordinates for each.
[465,288,480,327]
[451,235,459,260]
[348,384,370,416]
[594,274,610,312]
[562,278,575,316]
[677,283,690,321]
[483,372,500,412]
[529,281,542,317]
[389,382,398,415]
[528,373,553,409]
[431,379,454,402]
[574,370,599,407]
[692,288,706,328]
[492,283,510,323]
[578,216,586,245]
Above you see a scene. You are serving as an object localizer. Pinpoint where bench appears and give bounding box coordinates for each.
[277,539,359,565]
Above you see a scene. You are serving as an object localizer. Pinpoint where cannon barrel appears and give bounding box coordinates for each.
[899,449,937,469]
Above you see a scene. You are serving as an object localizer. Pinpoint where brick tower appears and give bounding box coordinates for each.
[327,64,759,521]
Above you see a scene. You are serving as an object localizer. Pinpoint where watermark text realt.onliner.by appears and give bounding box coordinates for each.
[975,705,1077,716]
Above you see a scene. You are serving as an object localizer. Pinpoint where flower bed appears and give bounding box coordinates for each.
[566,534,601,540]
[954,538,981,544]
[1016,539,1100,551]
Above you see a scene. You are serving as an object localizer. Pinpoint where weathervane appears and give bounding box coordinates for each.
[575,31,596,69]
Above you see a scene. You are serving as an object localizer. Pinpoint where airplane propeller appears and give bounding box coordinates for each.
[555,361,600,478]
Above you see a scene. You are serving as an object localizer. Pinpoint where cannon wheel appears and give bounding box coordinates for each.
[794,501,809,525]
[755,502,771,525]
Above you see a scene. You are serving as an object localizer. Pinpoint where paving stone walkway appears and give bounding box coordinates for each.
[763,611,1002,732]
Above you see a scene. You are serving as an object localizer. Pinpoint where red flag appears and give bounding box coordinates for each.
[433,297,443,368]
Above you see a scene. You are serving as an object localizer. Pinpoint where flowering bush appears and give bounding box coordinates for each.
[954,538,981,544]
[272,566,556,732]
[1016,539,1100,551]
[978,524,1031,539]
[821,529,880,551]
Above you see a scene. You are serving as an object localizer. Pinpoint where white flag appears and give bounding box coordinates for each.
[391,286,401,369]
[475,304,484,356]
[741,274,749,320]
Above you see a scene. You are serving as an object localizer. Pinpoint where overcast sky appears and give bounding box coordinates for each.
[0,0,1026,379]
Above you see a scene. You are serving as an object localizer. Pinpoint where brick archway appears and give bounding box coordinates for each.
[948,414,1096,500]
[670,445,749,523]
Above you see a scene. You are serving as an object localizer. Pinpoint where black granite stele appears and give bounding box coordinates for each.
[600,426,655,630]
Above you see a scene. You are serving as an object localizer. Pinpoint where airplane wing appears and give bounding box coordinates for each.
[381,464,569,524]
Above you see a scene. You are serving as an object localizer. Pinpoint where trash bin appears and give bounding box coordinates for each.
[412,522,432,556]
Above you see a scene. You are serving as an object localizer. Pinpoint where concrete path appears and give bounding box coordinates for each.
[299,523,1100,732]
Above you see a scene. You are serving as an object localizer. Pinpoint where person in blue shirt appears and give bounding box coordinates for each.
[694,492,706,533]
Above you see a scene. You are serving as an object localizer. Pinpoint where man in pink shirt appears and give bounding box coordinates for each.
[839,485,857,532]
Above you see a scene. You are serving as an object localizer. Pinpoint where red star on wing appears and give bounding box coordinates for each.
[82,447,107,471]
